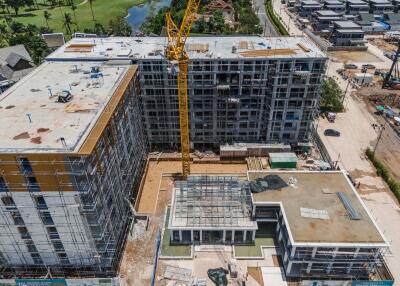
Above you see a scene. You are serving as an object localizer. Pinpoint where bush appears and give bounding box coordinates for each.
[366,148,400,202]
[265,0,289,36]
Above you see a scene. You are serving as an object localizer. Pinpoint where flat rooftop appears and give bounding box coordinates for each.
[346,0,369,4]
[46,36,326,61]
[0,61,134,153]
[249,171,387,245]
[333,20,361,28]
[316,10,341,16]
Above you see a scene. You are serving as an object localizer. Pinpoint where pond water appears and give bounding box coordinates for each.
[126,0,172,32]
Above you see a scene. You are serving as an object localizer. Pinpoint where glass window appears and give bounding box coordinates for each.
[17,227,31,239]
[47,227,60,239]
[1,196,15,207]
[34,196,47,209]
[40,212,54,225]
[11,211,24,225]
[27,177,40,192]
[31,253,43,264]
[52,240,65,252]
[0,177,7,192]
[18,158,33,173]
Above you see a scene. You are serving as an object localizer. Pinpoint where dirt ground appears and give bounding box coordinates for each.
[120,160,248,285]
[136,160,248,214]
[329,51,383,63]
[368,38,397,53]
[354,87,400,181]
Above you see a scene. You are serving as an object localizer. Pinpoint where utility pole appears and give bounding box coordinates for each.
[373,122,387,156]
[342,80,351,104]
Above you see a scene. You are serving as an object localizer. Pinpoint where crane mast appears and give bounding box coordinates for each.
[165,0,201,179]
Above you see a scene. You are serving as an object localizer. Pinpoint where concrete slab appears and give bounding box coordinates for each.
[261,267,287,286]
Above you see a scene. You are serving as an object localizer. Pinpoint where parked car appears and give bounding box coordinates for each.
[344,63,357,69]
[324,129,341,137]
[362,64,375,69]
[384,52,395,60]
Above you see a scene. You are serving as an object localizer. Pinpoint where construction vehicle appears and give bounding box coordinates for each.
[165,0,201,179]
[382,39,400,89]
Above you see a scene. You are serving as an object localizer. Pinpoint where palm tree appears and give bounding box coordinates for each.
[88,0,95,23]
[57,0,64,15]
[43,10,51,28]
[70,2,78,29]
[62,12,73,35]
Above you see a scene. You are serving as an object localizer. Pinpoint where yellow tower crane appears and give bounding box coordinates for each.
[165,0,201,179]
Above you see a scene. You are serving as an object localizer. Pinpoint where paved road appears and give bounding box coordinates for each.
[317,56,400,282]
[253,0,279,37]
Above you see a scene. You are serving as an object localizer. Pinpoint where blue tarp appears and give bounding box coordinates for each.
[379,21,391,30]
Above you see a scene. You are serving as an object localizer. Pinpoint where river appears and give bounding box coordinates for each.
[126,0,172,32]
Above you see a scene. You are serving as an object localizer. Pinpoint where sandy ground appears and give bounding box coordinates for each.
[318,51,400,282]
[136,161,248,214]
[329,51,383,63]
[368,38,397,53]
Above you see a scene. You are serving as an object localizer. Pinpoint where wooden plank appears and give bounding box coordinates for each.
[297,43,311,52]
[239,48,295,57]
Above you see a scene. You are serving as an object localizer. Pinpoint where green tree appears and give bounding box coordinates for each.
[9,34,50,64]
[25,0,35,10]
[109,17,132,36]
[9,21,25,34]
[320,77,344,112]
[0,22,9,46]
[88,0,95,22]
[209,10,225,33]
[43,10,51,28]
[62,12,73,35]
[70,2,78,29]
[0,1,7,14]
[25,23,38,36]
[5,0,25,15]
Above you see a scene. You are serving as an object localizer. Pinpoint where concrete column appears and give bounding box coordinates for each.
[232,230,235,243]
[290,246,296,258]
[346,262,354,274]
[190,230,194,242]
[170,230,174,241]
[332,247,339,258]
[223,230,226,243]
[287,261,293,273]
[278,229,283,242]
[326,262,333,274]
[252,230,256,241]
[311,247,317,258]
[284,250,288,263]
[200,230,203,243]
[179,230,182,242]
[243,231,247,242]
[276,221,281,233]
[306,262,312,274]
[354,247,360,258]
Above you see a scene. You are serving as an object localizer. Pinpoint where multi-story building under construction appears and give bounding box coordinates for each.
[48,36,328,150]
[0,35,328,278]
[0,61,147,277]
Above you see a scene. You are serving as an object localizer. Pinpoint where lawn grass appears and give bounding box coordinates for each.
[1,0,146,36]
[160,207,192,257]
[234,236,275,258]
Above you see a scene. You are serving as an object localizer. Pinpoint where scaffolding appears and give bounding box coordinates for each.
[171,176,254,228]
